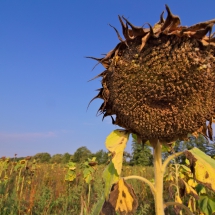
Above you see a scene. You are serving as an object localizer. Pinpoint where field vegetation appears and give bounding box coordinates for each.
[1,136,215,215]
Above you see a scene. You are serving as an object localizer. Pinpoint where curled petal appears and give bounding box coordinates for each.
[122,16,147,37]
[88,70,108,82]
[86,56,103,71]
[109,24,124,42]
[184,19,215,32]
[118,15,133,40]
[87,88,104,110]
[139,32,150,52]
[161,4,181,32]
[192,23,213,39]
[153,11,165,32]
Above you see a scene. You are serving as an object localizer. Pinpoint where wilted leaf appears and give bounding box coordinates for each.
[102,178,138,215]
[181,179,199,199]
[105,130,129,176]
[185,147,215,192]
[198,195,215,215]
[188,196,196,213]
[188,179,198,188]
[102,161,119,200]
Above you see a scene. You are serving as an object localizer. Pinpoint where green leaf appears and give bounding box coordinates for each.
[65,171,76,182]
[90,195,105,215]
[180,164,191,173]
[91,157,97,161]
[105,129,129,176]
[102,161,119,200]
[198,195,215,215]
[162,142,175,153]
[83,167,94,184]
[185,147,215,192]
[195,184,207,195]
[67,162,76,170]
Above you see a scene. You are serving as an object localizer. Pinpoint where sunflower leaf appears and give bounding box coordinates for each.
[105,129,129,176]
[198,195,215,215]
[102,161,119,200]
[185,147,215,192]
[101,179,138,215]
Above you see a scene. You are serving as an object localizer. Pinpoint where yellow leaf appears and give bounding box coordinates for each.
[185,159,190,166]
[165,173,174,181]
[105,130,129,176]
[116,179,133,212]
[101,178,138,215]
[179,172,185,179]
[185,148,215,192]
[181,179,199,199]
[188,179,198,188]
[175,195,182,204]
[188,196,196,212]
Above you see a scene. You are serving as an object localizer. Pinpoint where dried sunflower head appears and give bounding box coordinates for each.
[88,5,215,144]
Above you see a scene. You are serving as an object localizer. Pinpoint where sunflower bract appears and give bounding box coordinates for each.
[89,5,215,143]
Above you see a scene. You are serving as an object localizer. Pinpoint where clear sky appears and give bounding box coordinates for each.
[1,0,215,157]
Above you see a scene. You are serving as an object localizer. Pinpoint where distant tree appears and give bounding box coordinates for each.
[130,139,153,166]
[93,150,109,164]
[181,134,215,157]
[50,154,63,163]
[72,146,92,163]
[33,153,51,163]
[123,151,132,165]
[61,153,71,164]
[163,134,215,164]
[15,157,25,161]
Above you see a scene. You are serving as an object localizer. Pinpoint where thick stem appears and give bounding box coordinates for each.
[153,140,164,215]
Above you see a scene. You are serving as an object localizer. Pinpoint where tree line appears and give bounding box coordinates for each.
[28,142,153,166]
[14,134,215,166]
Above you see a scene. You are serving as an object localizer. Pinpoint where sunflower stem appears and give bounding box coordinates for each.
[123,175,155,196]
[164,202,194,215]
[153,140,164,215]
[162,151,184,173]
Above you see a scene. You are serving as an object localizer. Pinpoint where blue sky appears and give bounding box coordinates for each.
[1,1,215,157]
